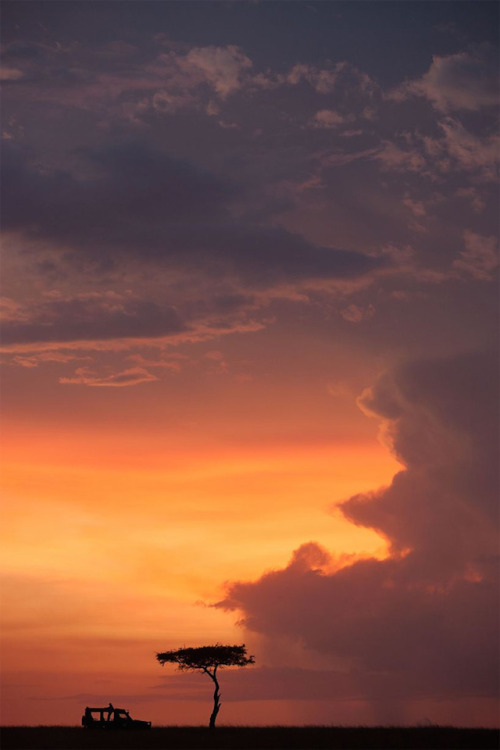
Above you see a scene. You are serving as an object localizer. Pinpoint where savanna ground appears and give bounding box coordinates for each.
[1,726,498,750]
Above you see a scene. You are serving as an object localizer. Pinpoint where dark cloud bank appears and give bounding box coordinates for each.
[2,140,384,288]
[0,296,184,346]
[217,351,499,710]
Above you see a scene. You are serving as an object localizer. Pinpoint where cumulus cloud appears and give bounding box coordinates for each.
[437,118,500,181]
[0,296,30,322]
[311,110,349,129]
[339,303,375,323]
[455,187,485,214]
[372,140,428,175]
[1,39,254,117]
[402,197,426,218]
[176,45,253,99]
[453,231,498,281]
[218,352,499,709]
[1,35,377,126]
[348,352,498,563]
[391,50,499,112]
[371,120,499,183]
[285,61,375,99]
[286,62,345,93]
[139,45,254,115]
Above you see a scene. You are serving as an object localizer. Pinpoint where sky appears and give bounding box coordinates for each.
[0,0,498,729]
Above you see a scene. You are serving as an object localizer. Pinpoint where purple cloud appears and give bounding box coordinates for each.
[218,351,499,706]
[2,140,384,289]
[391,50,499,113]
[0,293,184,346]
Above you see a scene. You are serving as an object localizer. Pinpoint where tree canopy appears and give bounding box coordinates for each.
[156,644,254,671]
[156,644,254,728]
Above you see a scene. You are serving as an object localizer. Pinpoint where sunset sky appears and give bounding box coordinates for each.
[1,0,498,728]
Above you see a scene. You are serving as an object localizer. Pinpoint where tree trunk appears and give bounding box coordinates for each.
[208,666,221,730]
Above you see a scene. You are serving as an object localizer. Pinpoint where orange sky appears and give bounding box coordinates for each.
[1,316,405,725]
[1,384,399,725]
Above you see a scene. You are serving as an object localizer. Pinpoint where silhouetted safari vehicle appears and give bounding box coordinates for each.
[82,704,151,730]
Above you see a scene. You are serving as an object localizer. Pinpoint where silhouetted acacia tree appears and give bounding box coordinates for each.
[156,644,254,729]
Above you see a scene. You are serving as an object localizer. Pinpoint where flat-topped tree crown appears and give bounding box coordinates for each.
[156,644,254,728]
[156,644,254,671]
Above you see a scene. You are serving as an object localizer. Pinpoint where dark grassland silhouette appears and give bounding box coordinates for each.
[156,644,254,729]
[2,725,499,749]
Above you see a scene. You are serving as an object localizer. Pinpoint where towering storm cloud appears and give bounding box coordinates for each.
[219,351,499,708]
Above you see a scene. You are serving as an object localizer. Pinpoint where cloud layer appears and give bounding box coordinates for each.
[2,139,382,290]
[219,351,499,708]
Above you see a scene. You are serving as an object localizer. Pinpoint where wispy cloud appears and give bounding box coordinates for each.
[0,292,185,347]
[60,366,158,387]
